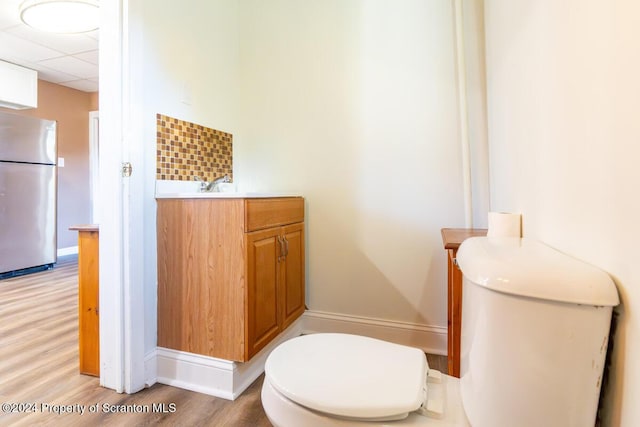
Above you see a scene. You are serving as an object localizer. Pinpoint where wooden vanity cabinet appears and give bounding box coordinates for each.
[157,197,305,362]
[440,228,487,377]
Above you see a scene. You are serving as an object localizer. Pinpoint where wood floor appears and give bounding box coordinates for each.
[0,257,447,426]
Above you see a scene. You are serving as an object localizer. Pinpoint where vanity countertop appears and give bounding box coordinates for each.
[69,224,99,232]
[155,192,301,199]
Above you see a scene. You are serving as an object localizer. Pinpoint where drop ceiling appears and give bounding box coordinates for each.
[0,0,98,93]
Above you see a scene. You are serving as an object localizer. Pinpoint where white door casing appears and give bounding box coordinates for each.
[99,0,146,393]
[89,111,99,224]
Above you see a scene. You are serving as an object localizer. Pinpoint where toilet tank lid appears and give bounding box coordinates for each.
[265,333,427,420]
[456,237,619,306]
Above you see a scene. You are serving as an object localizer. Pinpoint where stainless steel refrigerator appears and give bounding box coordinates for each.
[0,111,57,277]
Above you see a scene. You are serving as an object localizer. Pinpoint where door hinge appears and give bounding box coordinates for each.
[122,162,133,177]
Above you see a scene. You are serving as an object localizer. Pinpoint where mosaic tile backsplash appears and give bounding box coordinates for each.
[156,114,233,182]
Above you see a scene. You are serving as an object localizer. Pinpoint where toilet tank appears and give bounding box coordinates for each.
[455,237,619,427]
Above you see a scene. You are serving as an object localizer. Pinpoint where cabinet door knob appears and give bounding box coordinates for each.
[284,237,289,257]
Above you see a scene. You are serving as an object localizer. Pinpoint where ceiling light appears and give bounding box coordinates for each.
[19,0,99,34]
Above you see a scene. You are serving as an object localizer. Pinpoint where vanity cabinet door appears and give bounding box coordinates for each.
[280,222,305,330]
[245,221,305,359]
[246,227,282,359]
[157,197,305,362]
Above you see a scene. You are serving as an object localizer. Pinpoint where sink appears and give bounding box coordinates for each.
[155,192,299,199]
[155,180,299,199]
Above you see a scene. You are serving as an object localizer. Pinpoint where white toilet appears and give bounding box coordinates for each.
[261,237,619,426]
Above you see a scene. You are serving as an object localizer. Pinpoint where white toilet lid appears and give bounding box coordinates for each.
[265,333,427,420]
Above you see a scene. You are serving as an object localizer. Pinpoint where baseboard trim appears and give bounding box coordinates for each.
[302,310,447,356]
[144,349,158,387]
[57,246,78,257]
[150,311,446,399]
[156,348,236,399]
[155,317,304,400]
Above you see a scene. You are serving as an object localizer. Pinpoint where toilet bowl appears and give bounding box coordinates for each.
[261,333,469,426]
[262,237,619,426]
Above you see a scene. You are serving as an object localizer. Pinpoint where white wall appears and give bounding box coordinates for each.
[236,0,465,329]
[133,0,468,357]
[461,0,490,227]
[484,0,640,425]
[130,0,241,353]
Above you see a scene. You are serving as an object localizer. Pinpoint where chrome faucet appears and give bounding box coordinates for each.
[194,175,231,192]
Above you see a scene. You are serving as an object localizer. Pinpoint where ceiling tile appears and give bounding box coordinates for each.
[0,55,36,71]
[38,55,98,79]
[0,32,63,62]
[0,19,20,31]
[73,50,98,65]
[33,64,82,83]
[0,1,99,93]
[0,0,21,30]
[7,25,98,55]
[85,30,99,40]
[60,79,98,92]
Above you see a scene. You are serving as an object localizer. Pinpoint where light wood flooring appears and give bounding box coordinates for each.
[0,257,447,426]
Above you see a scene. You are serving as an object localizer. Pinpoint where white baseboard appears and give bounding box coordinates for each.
[302,310,447,356]
[149,311,446,400]
[57,246,78,257]
[144,350,157,387]
[155,317,304,400]
[156,348,236,399]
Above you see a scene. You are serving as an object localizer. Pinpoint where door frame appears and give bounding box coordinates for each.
[88,110,99,224]
[99,0,146,393]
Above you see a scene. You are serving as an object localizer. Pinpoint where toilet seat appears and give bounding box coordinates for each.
[265,333,428,421]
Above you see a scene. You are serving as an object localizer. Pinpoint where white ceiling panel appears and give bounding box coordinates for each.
[61,79,99,92]
[0,1,21,30]
[85,29,99,40]
[73,50,99,65]
[0,32,62,62]
[39,56,98,79]
[6,25,98,55]
[0,1,99,92]
[34,65,83,84]
[0,15,19,30]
